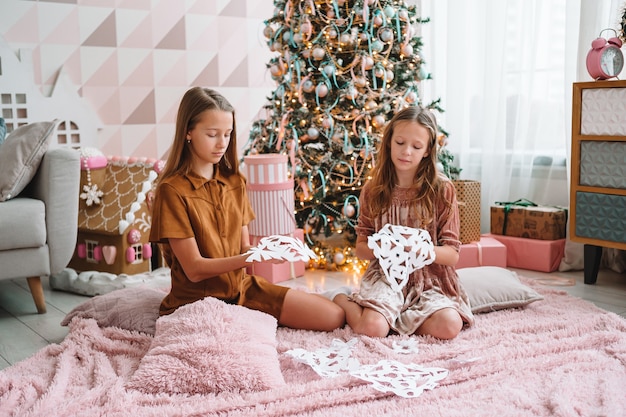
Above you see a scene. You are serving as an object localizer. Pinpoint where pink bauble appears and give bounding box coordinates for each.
[312,47,326,60]
[365,100,378,110]
[372,115,385,129]
[343,204,356,217]
[316,84,329,97]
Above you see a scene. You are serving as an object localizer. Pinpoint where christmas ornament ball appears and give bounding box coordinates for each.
[316,83,329,97]
[334,252,346,266]
[312,47,326,60]
[384,5,396,18]
[302,79,315,93]
[342,203,356,217]
[372,115,385,129]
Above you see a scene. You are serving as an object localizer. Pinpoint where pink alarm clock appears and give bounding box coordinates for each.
[586,28,624,80]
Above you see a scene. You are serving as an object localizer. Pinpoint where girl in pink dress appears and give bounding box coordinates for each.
[331,107,474,339]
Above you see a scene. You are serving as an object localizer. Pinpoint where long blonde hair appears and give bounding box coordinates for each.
[158,87,240,182]
[367,106,444,224]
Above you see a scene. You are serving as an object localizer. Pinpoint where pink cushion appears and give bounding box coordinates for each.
[127,296,285,395]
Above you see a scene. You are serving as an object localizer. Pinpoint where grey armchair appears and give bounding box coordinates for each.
[0,147,80,313]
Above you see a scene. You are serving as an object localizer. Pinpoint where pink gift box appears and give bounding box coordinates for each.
[247,260,306,284]
[457,236,507,269]
[247,179,295,236]
[244,154,289,184]
[246,229,306,283]
[485,233,565,272]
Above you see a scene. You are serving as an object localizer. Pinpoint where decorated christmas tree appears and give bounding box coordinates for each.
[244,0,456,270]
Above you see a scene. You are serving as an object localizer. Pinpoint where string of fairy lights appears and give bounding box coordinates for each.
[243,0,450,272]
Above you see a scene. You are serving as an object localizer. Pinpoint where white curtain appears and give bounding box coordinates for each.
[416,0,624,235]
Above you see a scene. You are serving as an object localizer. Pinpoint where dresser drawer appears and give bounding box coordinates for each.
[575,191,626,244]
[580,141,626,189]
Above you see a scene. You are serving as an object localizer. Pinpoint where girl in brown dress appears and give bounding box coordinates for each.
[150,87,345,331]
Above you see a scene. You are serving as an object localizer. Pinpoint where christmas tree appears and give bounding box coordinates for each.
[244,0,455,270]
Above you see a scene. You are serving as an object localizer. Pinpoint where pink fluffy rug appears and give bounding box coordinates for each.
[1,284,626,416]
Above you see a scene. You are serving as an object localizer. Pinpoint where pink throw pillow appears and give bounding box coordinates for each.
[127,296,285,395]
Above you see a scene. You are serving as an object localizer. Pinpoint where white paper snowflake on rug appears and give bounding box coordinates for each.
[349,360,448,398]
[367,223,436,291]
[245,235,317,263]
[284,338,360,378]
[284,338,448,398]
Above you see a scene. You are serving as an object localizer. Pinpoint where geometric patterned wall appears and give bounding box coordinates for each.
[0,0,275,159]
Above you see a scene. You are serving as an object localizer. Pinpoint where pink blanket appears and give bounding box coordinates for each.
[1,286,626,416]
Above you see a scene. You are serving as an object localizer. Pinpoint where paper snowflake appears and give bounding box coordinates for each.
[284,338,360,378]
[80,184,103,206]
[283,338,448,398]
[245,235,317,263]
[367,224,436,291]
[350,360,448,398]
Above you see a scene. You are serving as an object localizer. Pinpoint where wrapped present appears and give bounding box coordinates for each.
[244,154,296,236]
[486,233,566,272]
[453,180,481,244]
[247,229,306,283]
[490,199,567,240]
[457,235,507,269]
[244,154,289,184]
[247,180,295,236]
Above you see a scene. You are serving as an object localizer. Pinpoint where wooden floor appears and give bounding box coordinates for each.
[1,266,625,371]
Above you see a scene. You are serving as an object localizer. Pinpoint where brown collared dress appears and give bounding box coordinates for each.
[150,168,288,318]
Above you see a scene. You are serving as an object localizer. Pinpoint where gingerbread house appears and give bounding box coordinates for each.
[68,148,164,275]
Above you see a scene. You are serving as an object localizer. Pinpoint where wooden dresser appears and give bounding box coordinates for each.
[570,80,626,284]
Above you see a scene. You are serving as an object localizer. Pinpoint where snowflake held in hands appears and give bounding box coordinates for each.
[80,184,103,206]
